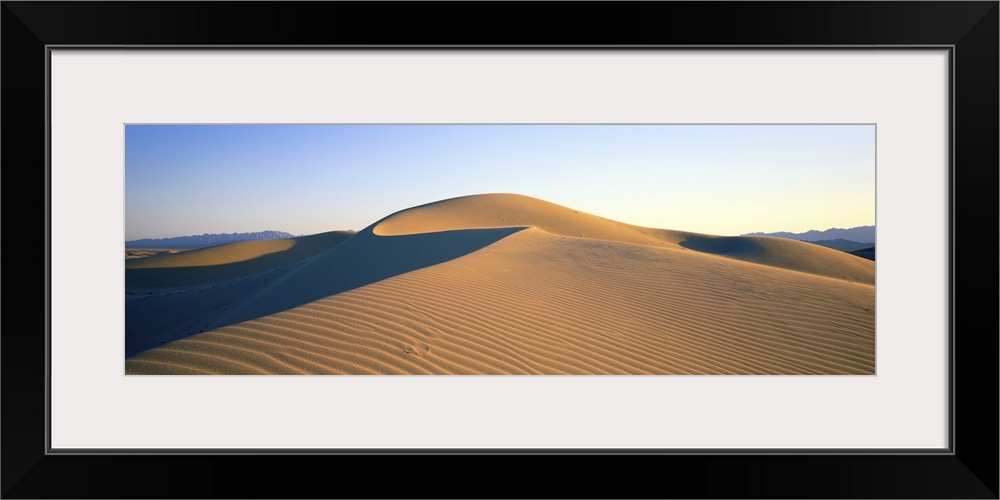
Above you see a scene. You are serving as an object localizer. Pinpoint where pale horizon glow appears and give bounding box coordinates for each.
[124,124,875,241]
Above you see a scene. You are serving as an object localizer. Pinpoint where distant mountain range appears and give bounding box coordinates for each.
[126,231,296,249]
[743,226,875,259]
[743,226,875,244]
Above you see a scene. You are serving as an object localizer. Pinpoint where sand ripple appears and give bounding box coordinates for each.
[127,227,875,375]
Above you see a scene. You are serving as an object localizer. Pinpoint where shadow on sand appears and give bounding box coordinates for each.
[125,226,526,357]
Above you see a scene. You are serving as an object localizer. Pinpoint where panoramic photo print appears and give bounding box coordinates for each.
[124,124,875,375]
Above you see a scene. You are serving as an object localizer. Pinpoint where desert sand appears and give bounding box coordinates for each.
[125,194,875,375]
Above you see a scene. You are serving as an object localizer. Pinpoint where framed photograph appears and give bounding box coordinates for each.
[4,2,996,498]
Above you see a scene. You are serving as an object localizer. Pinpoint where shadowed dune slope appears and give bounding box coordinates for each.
[125,225,524,357]
[126,228,875,375]
[125,231,355,356]
[208,225,527,330]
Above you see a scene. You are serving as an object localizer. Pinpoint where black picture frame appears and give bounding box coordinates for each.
[3,2,997,498]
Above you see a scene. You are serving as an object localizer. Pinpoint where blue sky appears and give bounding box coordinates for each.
[124,124,875,240]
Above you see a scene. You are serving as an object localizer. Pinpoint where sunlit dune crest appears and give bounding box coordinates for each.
[125,193,875,375]
[124,231,355,289]
[125,230,355,269]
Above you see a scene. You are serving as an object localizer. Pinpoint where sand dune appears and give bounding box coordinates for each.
[125,194,875,374]
[678,234,874,285]
[373,193,687,245]
[125,231,355,287]
[375,194,874,284]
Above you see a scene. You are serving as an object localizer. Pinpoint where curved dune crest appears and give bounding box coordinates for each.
[125,231,357,289]
[373,193,687,247]
[126,231,356,269]
[373,193,874,284]
[125,239,294,269]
